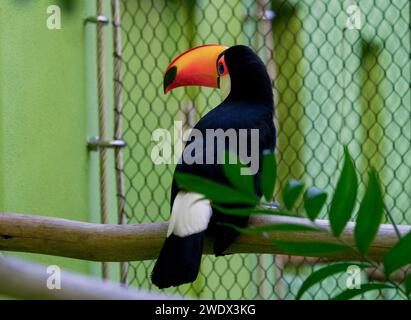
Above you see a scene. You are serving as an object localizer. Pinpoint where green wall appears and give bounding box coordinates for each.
[0,0,116,278]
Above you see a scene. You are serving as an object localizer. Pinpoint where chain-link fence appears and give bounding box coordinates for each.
[116,0,410,299]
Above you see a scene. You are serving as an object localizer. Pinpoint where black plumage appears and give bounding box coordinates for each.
[152,45,276,289]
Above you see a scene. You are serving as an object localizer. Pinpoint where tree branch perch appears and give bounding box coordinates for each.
[0,212,409,262]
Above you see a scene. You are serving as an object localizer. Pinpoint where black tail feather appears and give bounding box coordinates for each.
[210,210,249,256]
[151,233,204,289]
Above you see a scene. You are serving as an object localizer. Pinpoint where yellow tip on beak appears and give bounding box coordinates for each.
[164,44,228,94]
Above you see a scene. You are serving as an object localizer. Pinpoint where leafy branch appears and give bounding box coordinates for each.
[174,145,411,300]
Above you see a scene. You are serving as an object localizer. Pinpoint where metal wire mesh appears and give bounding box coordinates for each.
[116,0,410,299]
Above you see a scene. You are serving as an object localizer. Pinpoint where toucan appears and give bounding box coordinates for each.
[151,45,276,289]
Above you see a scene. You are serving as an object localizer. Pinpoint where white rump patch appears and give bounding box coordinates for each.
[167,192,212,238]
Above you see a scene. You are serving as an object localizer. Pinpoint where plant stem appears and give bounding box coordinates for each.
[384,203,402,240]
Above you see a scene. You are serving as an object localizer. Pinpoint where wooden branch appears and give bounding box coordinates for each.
[0,255,182,300]
[0,212,409,262]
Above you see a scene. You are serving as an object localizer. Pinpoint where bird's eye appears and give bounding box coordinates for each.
[218,62,225,75]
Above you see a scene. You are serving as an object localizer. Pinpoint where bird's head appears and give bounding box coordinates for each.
[164,45,273,104]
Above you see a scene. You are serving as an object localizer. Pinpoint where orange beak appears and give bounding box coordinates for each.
[164,44,228,94]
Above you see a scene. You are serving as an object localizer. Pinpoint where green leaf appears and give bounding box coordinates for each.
[211,203,294,217]
[175,173,259,205]
[405,274,411,297]
[383,231,411,276]
[354,169,384,255]
[260,150,277,201]
[223,152,254,196]
[271,241,349,256]
[222,222,320,234]
[331,283,395,300]
[304,187,327,221]
[211,205,255,217]
[296,262,370,300]
[282,179,304,210]
[329,145,358,236]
